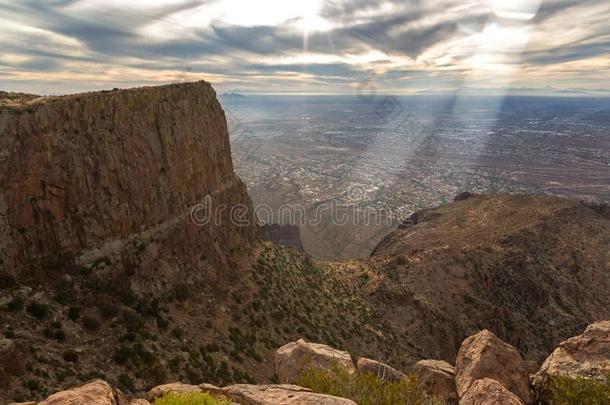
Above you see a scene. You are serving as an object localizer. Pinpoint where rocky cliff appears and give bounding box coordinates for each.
[0,82,257,292]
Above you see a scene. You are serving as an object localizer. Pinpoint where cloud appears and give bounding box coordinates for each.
[0,0,608,94]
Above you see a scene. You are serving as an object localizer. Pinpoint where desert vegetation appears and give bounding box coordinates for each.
[296,368,442,405]
[153,392,231,405]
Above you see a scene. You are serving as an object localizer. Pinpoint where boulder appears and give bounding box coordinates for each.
[459,378,525,405]
[356,357,406,381]
[533,320,610,396]
[37,380,127,405]
[275,339,355,384]
[455,330,532,404]
[412,359,458,404]
[221,384,357,404]
[145,383,202,402]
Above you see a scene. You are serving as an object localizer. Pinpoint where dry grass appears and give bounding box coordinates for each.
[296,368,443,405]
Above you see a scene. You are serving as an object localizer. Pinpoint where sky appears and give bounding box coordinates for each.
[0,0,609,95]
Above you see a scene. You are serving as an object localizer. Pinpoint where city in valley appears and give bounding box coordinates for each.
[225,94,610,260]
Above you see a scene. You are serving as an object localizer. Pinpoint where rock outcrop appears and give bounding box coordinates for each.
[36,380,127,405]
[218,384,357,405]
[356,357,406,382]
[459,378,525,405]
[129,400,150,405]
[0,82,257,283]
[455,330,532,404]
[533,320,610,398]
[275,339,356,384]
[412,359,458,404]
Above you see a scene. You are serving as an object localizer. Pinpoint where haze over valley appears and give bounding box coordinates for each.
[225,94,610,259]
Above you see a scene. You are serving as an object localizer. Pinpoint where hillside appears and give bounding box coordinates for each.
[353,193,610,367]
[1,83,609,404]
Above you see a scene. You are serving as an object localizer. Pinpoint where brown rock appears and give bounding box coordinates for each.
[0,82,257,285]
[145,383,202,402]
[459,378,525,405]
[412,359,458,404]
[129,400,151,405]
[38,380,127,405]
[275,339,355,384]
[221,384,357,405]
[533,320,610,397]
[455,330,532,404]
[199,383,224,395]
[356,357,406,381]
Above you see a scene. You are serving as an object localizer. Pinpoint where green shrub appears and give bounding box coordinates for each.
[113,345,133,365]
[4,326,15,338]
[26,301,49,319]
[7,296,24,311]
[68,306,80,321]
[174,285,190,302]
[156,317,169,330]
[83,316,101,331]
[54,329,66,342]
[154,392,231,405]
[0,270,16,289]
[43,326,54,338]
[172,327,185,339]
[296,368,442,405]
[545,373,610,405]
[98,301,120,319]
[122,310,144,332]
[118,373,135,392]
[63,350,78,363]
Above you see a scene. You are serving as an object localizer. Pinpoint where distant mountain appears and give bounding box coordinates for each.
[220,92,247,98]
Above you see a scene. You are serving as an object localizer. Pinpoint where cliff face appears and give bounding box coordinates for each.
[0,82,257,276]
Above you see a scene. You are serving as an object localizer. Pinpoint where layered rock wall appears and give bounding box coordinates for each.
[0,82,257,272]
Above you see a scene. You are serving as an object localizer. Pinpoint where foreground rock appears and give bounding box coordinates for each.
[36,380,127,405]
[145,383,203,402]
[533,320,610,398]
[455,330,532,404]
[129,400,151,405]
[275,339,355,384]
[218,384,356,405]
[412,360,458,404]
[459,378,525,405]
[356,357,406,382]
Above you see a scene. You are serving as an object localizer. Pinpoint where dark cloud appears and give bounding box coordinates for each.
[524,40,610,65]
